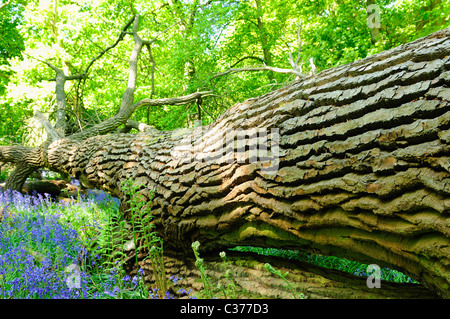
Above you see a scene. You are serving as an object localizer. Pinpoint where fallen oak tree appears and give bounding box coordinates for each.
[0,19,449,297]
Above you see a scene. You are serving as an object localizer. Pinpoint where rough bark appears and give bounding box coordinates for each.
[1,28,450,298]
[4,163,37,192]
[127,249,438,299]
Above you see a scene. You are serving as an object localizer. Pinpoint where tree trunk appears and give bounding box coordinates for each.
[126,249,438,299]
[255,0,274,82]
[5,163,37,192]
[1,28,450,298]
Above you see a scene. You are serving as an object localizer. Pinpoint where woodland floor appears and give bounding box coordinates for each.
[0,178,440,299]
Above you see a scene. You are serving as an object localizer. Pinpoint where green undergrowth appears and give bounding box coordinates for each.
[1,177,419,299]
[231,246,419,284]
[0,181,185,299]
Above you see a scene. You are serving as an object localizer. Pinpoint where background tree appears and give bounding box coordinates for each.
[0,0,28,145]
[1,0,449,147]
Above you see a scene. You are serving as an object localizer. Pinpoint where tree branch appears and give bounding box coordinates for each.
[0,0,11,11]
[18,12,214,148]
[132,90,213,109]
[83,15,135,77]
[69,14,192,140]
[34,111,63,142]
[295,21,302,66]
[23,52,69,136]
[145,44,156,124]
[53,69,68,136]
[23,52,60,73]
[229,56,265,68]
[0,145,44,167]
[46,73,87,81]
[285,20,303,77]
[24,13,210,143]
[0,70,10,79]
[309,57,317,75]
[28,15,144,142]
[4,163,37,192]
[197,98,215,122]
[211,66,305,80]
[45,16,135,82]
[118,119,159,133]
[213,19,309,82]
[141,17,185,46]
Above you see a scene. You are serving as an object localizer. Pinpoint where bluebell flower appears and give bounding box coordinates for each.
[164,291,174,299]
[170,275,182,285]
[71,179,80,187]
[0,187,129,299]
[132,275,138,287]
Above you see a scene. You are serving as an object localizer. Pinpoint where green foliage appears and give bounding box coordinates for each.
[18,182,143,298]
[0,1,26,93]
[0,189,148,299]
[0,164,13,181]
[0,1,30,144]
[264,263,305,299]
[190,243,240,299]
[89,195,127,271]
[233,246,419,284]
[1,0,448,145]
[120,178,167,298]
[191,240,213,299]
[217,251,237,299]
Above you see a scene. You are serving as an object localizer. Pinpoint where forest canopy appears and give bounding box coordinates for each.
[0,0,449,146]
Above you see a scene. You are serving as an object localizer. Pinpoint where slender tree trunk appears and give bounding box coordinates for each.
[1,28,449,298]
[255,0,274,81]
[416,0,442,32]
